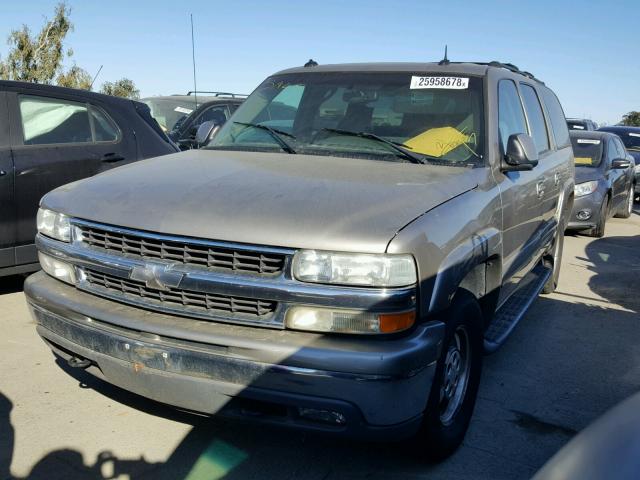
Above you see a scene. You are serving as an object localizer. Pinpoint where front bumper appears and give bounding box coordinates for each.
[566,190,605,231]
[26,272,444,439]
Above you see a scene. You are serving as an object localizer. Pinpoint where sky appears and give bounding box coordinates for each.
[1,0,638,125]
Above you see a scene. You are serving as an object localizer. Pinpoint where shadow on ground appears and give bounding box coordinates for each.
[0,275,25,296]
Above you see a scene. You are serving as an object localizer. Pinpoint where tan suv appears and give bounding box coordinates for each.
[26,61,574,459]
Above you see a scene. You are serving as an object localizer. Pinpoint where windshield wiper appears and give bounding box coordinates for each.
[233,121,297,154]
[322,127,426,164]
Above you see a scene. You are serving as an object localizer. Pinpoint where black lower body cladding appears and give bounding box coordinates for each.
[25,272,444,439]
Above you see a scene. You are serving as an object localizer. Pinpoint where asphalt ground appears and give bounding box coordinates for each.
[1,206,639,480]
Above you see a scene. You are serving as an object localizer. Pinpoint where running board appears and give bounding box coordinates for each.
[484,264,552,353]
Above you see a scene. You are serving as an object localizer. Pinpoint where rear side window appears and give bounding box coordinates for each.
[540,88,570,148]
[19,95,119,145]
[520,84,550,153]
[498,80,527,153]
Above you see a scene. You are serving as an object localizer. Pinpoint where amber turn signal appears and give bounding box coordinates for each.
[379,311,416,333]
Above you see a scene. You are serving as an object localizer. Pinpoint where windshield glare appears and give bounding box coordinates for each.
[571,137,603,167]
[208,72,484,165]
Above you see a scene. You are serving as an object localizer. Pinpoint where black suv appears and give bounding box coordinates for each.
[167,93,246,150]
[0,81,178,277]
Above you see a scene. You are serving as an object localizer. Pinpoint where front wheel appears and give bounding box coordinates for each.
[614,185,634,219]
[542,224,565,294]
[415,291,483,461]
[589,197,609,238]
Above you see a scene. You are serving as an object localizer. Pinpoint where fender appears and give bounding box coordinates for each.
[428,227,502,314]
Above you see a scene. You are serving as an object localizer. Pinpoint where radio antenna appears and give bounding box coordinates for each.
[439,45,450,65]
[90,64,103,89]
[190,13,198,109]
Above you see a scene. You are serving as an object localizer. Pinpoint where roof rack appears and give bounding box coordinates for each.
[186,91,248,98]
[486,61,544,84]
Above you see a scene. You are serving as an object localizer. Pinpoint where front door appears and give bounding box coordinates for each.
[7,91,129,265]
[0,92,15,268]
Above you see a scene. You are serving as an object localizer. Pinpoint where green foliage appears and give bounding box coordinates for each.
[100,78,140,99]
[0,2,72,83]
[0,2,140,99]
[56,64,92,90]
[620,111,640,127]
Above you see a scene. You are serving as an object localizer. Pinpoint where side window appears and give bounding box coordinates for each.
[520,84,550,153]
[19,95,91,145]
[19,95,119,145]
[614,138,627,159]
[540,87,570,148]
[498,80,528,153]
[90,106,119,142]
[607,140,618,164]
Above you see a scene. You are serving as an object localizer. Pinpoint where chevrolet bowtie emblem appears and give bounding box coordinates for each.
[130,263,184,291]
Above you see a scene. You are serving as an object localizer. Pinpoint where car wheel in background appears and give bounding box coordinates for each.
[614,185,634,219]
[542,225,565,294]
[590,197,609,238]
[415,290,483,461]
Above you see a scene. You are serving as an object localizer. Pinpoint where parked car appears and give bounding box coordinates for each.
[567,118,598,131]
[567,131,635,237]
[26,61,574,460]
[141,91,244,134]
[167,94,246,150]
[534,391,640,480]
[598,125,640,201]
[0,81,178,278]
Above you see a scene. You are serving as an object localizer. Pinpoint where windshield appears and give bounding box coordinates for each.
[207,72,484,165]
[142,98,199,132]
[616,131,640,151]
[571,137,603,167]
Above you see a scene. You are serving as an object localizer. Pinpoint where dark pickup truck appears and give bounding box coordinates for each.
[25,61,574,459]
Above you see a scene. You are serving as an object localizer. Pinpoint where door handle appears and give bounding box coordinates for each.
[101,153,126,163]
[536,180,546,198]
[554,172,560,186]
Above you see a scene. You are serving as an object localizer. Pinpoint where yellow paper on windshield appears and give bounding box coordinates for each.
[574,157,594,166]
[404,127,469,157]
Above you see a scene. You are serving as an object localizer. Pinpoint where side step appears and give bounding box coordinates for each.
[484,263,552,353]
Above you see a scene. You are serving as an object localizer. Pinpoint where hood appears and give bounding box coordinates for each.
[42,150,478,253]
[575,165,603,185]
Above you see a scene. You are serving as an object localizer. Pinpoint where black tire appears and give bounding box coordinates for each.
[589,197,609,238]
[415,291,483,461]
[614,185,634,219]
[542,225,565,294]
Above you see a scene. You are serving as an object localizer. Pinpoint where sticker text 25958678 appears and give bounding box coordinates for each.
[410,76,469,90]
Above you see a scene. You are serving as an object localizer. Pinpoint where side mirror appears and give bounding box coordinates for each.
[194,121,220,148]
[502,133,539,172]
[611,158,631,169]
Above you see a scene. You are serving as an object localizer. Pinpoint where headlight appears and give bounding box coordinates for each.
[285,306,415,334]
[37,208,71,242]
[292,250,416,287]
[574,181,598,198]
[38,252,76,285]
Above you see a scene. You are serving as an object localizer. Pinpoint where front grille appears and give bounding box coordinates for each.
[77,225,286,275]
[82,268,277,319]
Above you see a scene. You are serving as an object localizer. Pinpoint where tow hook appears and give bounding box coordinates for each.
[67,356,92,369]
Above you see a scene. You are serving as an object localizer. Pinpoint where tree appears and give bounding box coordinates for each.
[0,2,140,98]
[56,64,92,90]
[100,78,140,99]
[0,2,73,83]
[620,111,640,127]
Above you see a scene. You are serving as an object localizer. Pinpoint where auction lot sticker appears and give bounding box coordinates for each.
[411,76,469,89]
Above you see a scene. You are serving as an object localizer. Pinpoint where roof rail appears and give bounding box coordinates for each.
[186,91,248,98]
[486,61,544,84]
